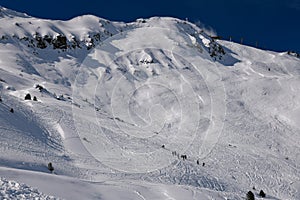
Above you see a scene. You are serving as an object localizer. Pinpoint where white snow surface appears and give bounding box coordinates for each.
[0,176,57,200]
[0,6,300,200]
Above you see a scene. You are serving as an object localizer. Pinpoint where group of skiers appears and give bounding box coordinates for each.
[163,145,205,166]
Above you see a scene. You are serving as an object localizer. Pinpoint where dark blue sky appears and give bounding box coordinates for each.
[1,0,299,53]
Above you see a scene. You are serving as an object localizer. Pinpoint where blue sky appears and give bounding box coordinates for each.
[1,0,299,52]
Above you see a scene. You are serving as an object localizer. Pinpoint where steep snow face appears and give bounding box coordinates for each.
[0,6,300,200]
[72,25,227,174]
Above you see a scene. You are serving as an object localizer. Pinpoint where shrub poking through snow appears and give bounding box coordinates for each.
[35,84,44,92]
[33,96,37,101]
[24,93,31,100]
[246,191,255,200]
[47,162,54,173]
[259,190,266,198]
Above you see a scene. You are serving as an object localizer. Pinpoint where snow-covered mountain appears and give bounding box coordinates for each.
[0,6,299,200]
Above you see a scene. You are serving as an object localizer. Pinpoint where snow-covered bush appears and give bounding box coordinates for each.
[5,85,16,91]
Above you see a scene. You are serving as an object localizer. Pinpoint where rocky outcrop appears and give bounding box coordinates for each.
[0,31,112,51]
[52,35,67,49]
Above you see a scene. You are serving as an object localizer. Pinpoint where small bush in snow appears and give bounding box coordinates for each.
[47,162,54,173]
[24,93,31,100]
[33,96,37,101]
[35,84,44,91]
[259,190,266,197]
[246,191,255,200]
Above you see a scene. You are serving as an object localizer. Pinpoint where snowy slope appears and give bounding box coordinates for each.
[0,6,300,200]
[0,176,57,200]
